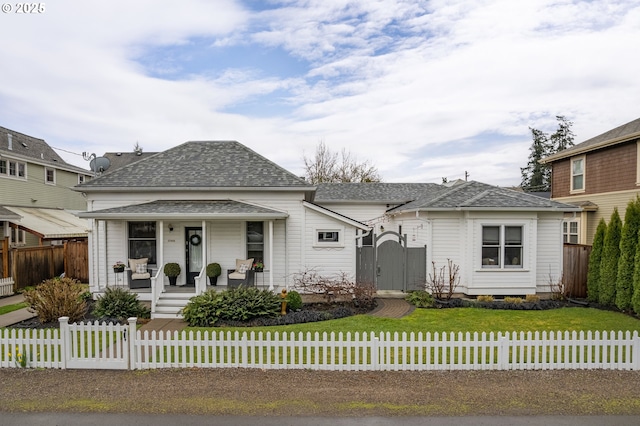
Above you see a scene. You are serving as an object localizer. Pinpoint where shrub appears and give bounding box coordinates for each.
[405,290,434,308]
[525,294,540,303]
[587,218,607,302]
[23,277,87,323]
[617,197,640,311]
[477,295,494,302]
[181,287,281,327]
[164,262,181,277]
[206,263,221,278]
[352,282,377,310]
[285,290,303,311]
[504,297,523,304]
[93,287,150,321]
[600,208,622,306]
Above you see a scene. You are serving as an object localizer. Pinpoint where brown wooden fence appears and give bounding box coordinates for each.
[0,240,88,290]
[563,243,591,298]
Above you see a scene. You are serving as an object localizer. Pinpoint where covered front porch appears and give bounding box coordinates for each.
[80,200,289,318]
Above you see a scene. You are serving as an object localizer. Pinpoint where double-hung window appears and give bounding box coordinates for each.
[45,167,55,185]
[481,225,523,269]
[0,159,26,179]
[571,156,585,192]
[247,221,264,263]
[128,222,157,264]
[563,220,579,244]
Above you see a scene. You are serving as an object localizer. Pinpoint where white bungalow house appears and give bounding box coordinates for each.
[76,141,579,318]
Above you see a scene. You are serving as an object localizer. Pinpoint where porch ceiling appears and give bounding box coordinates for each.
[78,200,289,220]
[3,206,89,239]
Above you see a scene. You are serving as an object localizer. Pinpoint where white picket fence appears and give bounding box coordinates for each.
[0,277,15,296]
[2,317,640,371]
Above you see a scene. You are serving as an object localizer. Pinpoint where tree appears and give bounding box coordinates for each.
[599,208,622,306]
[303,141,381,184]
[616,196,640,311]
[520,128,552,191]
[587,218,607,303]
[631,228,640,314]
[520,115,575,192]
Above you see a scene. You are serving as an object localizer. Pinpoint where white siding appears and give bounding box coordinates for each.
[535,214,564,293]
[303,207,357,279]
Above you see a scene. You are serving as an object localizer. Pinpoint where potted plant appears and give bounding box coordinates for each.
[113,261,125,273]
[253,260,264,272]
[164,262,181,286]
[206,262,221,286]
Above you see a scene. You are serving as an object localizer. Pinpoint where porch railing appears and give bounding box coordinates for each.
[150,266,164,314]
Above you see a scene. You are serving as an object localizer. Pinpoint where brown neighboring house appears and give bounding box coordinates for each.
[541,117,640,245]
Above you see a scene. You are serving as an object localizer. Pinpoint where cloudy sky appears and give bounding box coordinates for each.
[1,0,639,186]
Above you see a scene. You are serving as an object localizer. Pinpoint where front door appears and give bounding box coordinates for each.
[185,227,203,286]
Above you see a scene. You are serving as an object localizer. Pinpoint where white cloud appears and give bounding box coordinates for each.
[1,0,639,187]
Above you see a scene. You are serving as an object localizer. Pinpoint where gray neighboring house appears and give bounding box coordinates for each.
[77,140,579,318]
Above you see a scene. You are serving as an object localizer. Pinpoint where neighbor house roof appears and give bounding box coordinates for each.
[541,117,640,163]
[4,206,88,239]
[314,182,445,204]
[78,141,314,192]
[103,151,159,171]
[0,126,90,174]
[390,181,580,213]
[78,200,289,220]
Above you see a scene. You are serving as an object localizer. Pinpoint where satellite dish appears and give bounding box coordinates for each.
[90,157,111,173]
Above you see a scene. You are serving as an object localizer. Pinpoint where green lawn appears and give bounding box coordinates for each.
[187,306,640,336]
[0,302,27,316]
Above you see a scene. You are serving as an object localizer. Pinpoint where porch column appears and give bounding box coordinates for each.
[268,220,274,291]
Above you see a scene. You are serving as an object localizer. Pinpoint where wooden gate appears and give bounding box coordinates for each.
[563,243,591,298]
[356,232,426,291]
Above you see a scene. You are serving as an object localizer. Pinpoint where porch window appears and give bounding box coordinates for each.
[10,227,25,246]
[563,220,579,244]
[128,221,157,264]
[481,225,523,269]
[571,156,585,192]
[247,221,264,264]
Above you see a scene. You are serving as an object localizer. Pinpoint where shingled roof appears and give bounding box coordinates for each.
[0,126,88,173]
[390,181,579,212]
[541,117,640,163]
[78,141,314,191]
[314,182,445,203]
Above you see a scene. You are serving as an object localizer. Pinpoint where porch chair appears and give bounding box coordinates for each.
[127,258,153,289]
[227,258,255,288]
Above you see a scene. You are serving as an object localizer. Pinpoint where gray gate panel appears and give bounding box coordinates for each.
[407,247,427,291]
[377,240,404,291]
[356,247,375,284]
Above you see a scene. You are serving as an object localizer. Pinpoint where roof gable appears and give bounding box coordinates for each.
[80,141,314,190]
[315,182,445,203]
[392,181,579,212]
[542,117,640,163]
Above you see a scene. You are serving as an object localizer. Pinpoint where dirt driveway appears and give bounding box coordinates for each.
[2,368,640,416]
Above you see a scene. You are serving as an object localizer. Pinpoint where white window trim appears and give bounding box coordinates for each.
[45,167,56,185]
[479,223,527,271]
[314,228,344,248]
[78,174,85,184]
[570,155,586,194]
[563,219,580,244]
[10,227,26,247]
[0,158,27,180]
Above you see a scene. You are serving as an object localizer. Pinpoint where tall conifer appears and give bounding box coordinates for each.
[587,218,607,302]
[599,208,622,306]
[616,197,640,310]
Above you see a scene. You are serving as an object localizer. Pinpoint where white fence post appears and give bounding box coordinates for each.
[127,317,137,370]
[497,333,509,370]
[58,317,69,370]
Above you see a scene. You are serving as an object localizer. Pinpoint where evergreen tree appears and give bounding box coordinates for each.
[520,128,551,191]
[521,115,575,192]
[587,218,607,303]
[616,196,640,310]
[549,115,575,152]
[631,228,640,314]
[599,208,622,306]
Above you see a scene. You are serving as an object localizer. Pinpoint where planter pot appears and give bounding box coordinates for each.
[254,268,263,273]
[208,276,218,286]
[113,267,125,273]
[168,276,177,286]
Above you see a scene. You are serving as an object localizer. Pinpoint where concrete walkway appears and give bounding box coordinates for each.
[0,293,36,327]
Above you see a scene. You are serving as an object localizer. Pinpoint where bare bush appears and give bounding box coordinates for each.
[292,268,373,305]
[427,259,460,300]
[548,272,565,301]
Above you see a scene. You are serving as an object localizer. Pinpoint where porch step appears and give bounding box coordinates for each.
[153,293,193,319]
